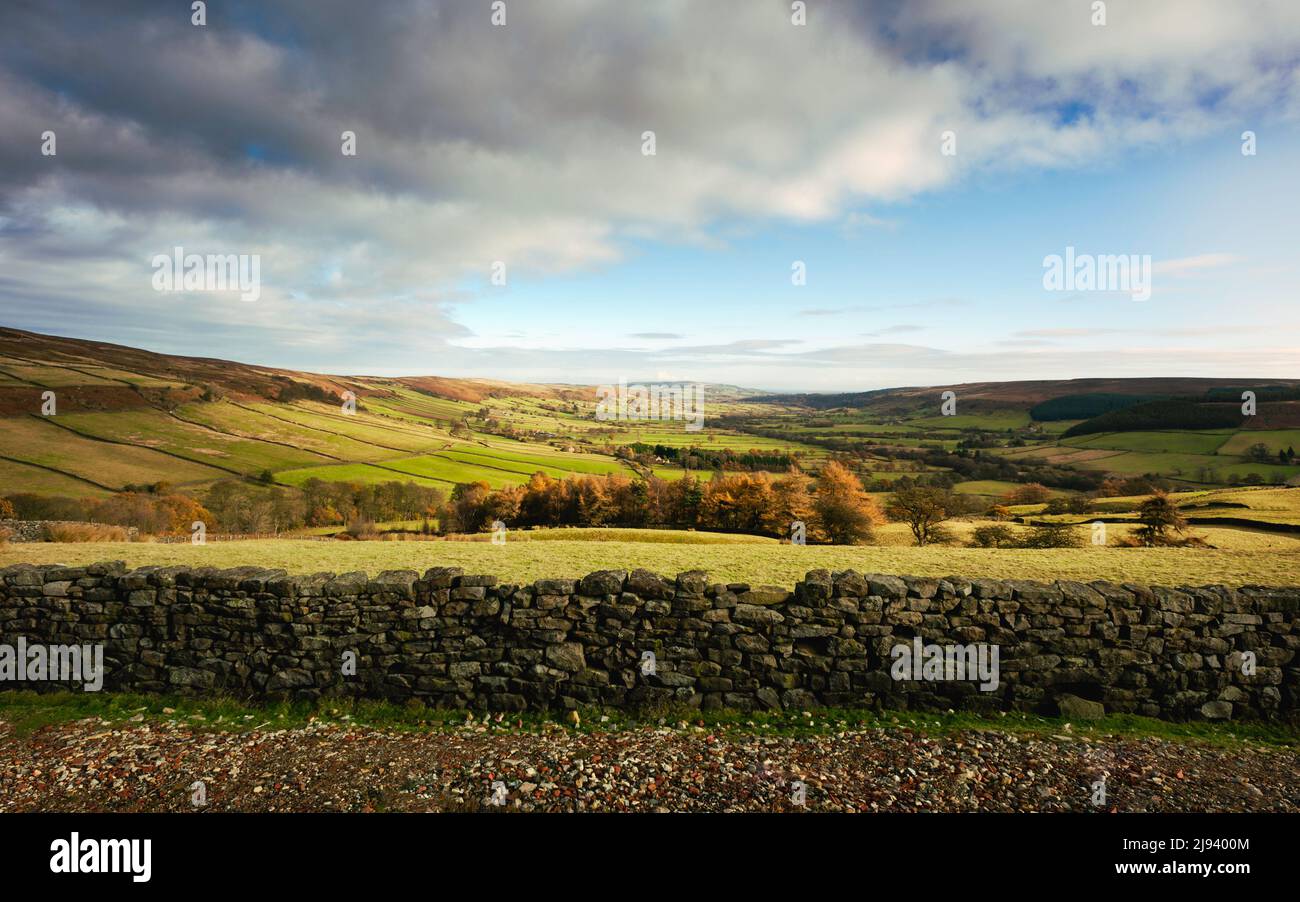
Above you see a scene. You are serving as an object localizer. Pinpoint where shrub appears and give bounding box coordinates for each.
[1045,495,1091,515]
[1134,490,1188,545]
[345,518,378,539]
[969,524,1018,548]
[1003,483,1051,505]
[42,523,132,542]
[5,493,87,520]
[1016,524,1085,548]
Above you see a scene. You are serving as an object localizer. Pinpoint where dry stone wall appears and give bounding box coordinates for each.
[1,561,1297,721]
[0,521,139,542]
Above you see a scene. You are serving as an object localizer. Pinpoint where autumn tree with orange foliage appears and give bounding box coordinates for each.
[90,492,215,536]
[811,461,883,544]
[1002,482,1051,504]
[436,464,883,544]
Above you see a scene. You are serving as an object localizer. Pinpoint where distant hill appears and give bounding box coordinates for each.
[749,377,1300,422]
[0,326,596,415]
[5,326,1300,505]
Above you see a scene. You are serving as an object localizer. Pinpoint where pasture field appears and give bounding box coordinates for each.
[950,479,1068,500]
[68,366,185,388]
[7,526,1300,586]
[176,401,417,462]
[1062,430,1232,455]
[0,458,113,498]
[274,462,453,488]
[245,402,449,452]
[443,444,630,476]
[1078,485,1300,526]
[1000,442,1300,484]
[648,465,698,480]
[55,408,333,474]
[447,527,781,544]
[1217,429,1300,457]
[0,356,187,389]
[0,360,122,387]
[377,453,572,488]
[354,384,482,423]
[904,411,1031,431]
[0,415,230,489]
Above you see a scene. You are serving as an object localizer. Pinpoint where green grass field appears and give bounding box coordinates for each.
[0,458,113,498]
[177,401,419,462]
[1217,429,1300,457]
[274,461,455,488]
[8,528,1299,586]
[1063,430,1233,454]
[56,408,333,474]
[0,416,231,489]
[952,479,1071,499]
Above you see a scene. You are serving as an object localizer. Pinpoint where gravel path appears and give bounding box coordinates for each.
[2,716,1295,813]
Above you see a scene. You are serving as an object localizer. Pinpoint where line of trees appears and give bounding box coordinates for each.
[438,462,884,544]
[5,489,212,535]
[3,478,446,537]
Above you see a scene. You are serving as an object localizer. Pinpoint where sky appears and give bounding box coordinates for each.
[0,0,1298,391]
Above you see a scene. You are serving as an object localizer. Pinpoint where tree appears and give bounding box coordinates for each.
[1246,442,1272,463]
[1135,490,1187,545]
[812,461,882,545]
[886,486,954,547]
[441,481,494,534]
[770,468,815,538]
[969,523,1017,548]
[1045,495,1091,515]
[1004,483,1051,504]
[0,497,13,519]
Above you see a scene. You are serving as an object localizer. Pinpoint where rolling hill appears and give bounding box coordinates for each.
[5,326,1300,511]
[0,327,792,501]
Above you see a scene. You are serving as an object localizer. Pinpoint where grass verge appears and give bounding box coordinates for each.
[2,690,1297,750]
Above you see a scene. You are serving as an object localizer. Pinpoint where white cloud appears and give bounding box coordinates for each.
[0,0,1297,381]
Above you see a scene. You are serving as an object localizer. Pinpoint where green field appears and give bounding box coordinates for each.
[906,412,1031,431]
[177,401,420,462]
[8,527,1300,586]
[0,360,122,387]
[0,416,231,490]
[56,408,333,474]
[1063,430,1233,455]
[1217,429,1300,457]
[0,458,113,498]
[274,462,454,488]
[949,479,1075,499]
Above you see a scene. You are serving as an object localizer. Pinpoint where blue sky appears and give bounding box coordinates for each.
[451,125,1300,389]
[1,0,1298,390]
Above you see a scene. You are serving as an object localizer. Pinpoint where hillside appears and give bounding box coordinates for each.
[5,327,1300,515]
[0,327,801,503]
[750,377,1300,414]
